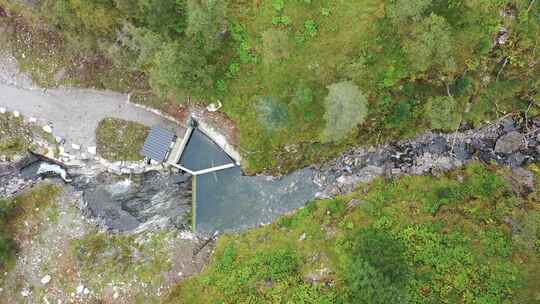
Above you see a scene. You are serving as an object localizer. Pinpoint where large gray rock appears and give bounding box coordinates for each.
[495,131,524,154]
[509,167,535,194]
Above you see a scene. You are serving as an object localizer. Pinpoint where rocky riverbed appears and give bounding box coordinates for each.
[315,115,539,197]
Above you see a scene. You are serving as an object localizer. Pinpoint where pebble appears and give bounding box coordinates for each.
[71,144,81,150]
[42,125,53,133]
[0,107,5,113]
[87,146,97,155]
[28,117,37,123]
[12,110,20,117]
[41,274,52,285]
[21,288,30,297]
[76,285,84,294]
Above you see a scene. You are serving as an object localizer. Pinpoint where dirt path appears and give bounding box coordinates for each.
[0,52,178,150]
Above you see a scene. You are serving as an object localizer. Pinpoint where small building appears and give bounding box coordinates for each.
[140,125,177,163]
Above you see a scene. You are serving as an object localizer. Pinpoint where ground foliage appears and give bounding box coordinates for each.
[0,0,537,173]
[165,163,540,303]
[95,117,150,161]
[0,184,61,271]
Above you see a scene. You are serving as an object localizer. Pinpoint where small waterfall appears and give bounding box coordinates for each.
[36,162,71,182]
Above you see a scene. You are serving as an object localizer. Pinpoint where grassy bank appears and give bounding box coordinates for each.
[0,1,537,174]
[0,184,62,271]
[0,113,30,158]
[165,163,540,303]
[95,118,149,161]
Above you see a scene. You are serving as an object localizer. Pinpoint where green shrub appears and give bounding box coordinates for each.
[424,95,461,131]
[150,42,215,100]
[255,96,289,133]
[404,14,456,75]
[321,81,368,143]
[0,233,16,268]
[186,0,228,54]
[345,228,411,303]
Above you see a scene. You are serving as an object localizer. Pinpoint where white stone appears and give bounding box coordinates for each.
[121,168,131,175]
[71,144,81,150]
[87,146,97,155]
[28,117,37,123]
[206,100,222,112]
[76,285,84,294]
[42,125,53,133]
[21,288,30,297]
[12,111,20,118]
[0,107,5,114]
[83,288,90,295]
[41,275,52,285]
[55,136,64,144]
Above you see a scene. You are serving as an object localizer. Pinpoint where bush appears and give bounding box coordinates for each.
[424,95,461,131]
[186,0,228,54]
[345,228,411,303]
[403,14,456,75]
[0,233,16,268]
[255,96,289,133]
[150,42,215,100]
[321,81,368,143]
[386,0,432,24]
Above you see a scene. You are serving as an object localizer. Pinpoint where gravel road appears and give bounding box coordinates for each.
[0,51,178,149]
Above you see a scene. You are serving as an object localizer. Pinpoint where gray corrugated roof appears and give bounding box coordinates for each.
[140,125,176,162]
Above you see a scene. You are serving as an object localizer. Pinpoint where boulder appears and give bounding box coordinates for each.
[41,274,51,285]
[509,167,535,195]
[495,131,524,154]
[87,146,97,155]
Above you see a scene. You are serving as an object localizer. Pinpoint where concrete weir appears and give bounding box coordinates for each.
[166,117,239,176]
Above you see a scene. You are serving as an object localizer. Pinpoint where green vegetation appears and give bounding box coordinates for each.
[0,113,30,158]
[165,163,540,303]
[1,0,537,173]
[70,230,175,301]
[322,81,368,143]
[95,118,149,161]
[0,184,61,271]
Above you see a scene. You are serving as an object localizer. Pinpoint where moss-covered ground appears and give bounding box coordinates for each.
[95,117,150,161]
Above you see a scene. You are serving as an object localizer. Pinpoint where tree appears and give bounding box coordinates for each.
[345,228,411,303]
[403,14,456,75]
[424,95,461,131]
[386,0,432,24]
[150,42,214,100]
[186,0,228,54]
[321,81,368,143]
[137,0,187,39]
